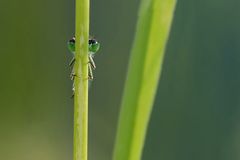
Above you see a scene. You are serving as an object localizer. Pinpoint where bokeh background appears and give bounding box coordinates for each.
[0,0,240,160]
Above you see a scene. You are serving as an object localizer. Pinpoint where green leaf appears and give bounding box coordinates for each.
[113,0,177,160]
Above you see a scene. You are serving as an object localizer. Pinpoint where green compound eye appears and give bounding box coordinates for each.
[67,37,75,53]
[68,36,100,54]
[88,39,100,53]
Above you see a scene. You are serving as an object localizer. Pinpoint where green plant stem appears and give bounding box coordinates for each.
[113,0,177,160]
[73,0,89,160]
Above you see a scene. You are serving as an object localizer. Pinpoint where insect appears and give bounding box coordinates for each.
[67,36,100,94]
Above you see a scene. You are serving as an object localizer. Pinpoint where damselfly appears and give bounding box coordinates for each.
[67,36,100,94]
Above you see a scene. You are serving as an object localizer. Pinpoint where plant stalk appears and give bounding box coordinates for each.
[73,0,89,160]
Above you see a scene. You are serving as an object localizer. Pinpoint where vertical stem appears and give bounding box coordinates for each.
[74,0,89,160]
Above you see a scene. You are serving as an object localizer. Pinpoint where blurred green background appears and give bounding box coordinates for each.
[0,0,240,160]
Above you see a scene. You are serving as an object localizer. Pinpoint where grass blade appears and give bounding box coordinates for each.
[113,0,177,159]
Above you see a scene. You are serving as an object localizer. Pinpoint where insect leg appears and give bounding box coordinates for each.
[88,55,96,70]
[88,63,93,80]
[69,57,76,80]
[69,57,75,67]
